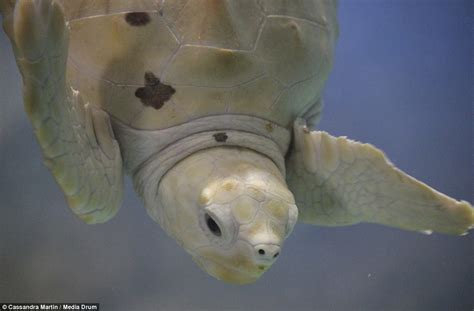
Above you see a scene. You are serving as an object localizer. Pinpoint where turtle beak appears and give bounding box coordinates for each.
[193,255,262,285]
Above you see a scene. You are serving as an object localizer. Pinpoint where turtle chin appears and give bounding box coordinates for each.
[192,255,264,285]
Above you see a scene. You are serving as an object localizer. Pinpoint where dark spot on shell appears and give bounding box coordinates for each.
[125,12,151,26]
[135,72,176,109]
[213,132,228,143]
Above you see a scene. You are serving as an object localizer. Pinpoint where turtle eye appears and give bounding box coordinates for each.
[205,213,222,237]
[201,204,237,245]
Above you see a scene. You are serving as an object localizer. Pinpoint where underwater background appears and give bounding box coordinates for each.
[0,1,472,310]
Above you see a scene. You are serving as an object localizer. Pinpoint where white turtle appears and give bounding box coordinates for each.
[1,0,472,284]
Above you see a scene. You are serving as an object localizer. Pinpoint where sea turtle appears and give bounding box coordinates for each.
[1,0,472,284]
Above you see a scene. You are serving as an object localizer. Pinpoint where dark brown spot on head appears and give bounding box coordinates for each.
[265,123,274,133]
[213,132,228,143]
[125,12,151,26]
[135,71,176,109]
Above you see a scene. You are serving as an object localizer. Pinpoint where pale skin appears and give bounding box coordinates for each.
[146,147,297,284]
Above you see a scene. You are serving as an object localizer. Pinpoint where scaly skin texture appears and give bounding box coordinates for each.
[142,147,298,284]
[0,0,123,223]
[287,119,474,235]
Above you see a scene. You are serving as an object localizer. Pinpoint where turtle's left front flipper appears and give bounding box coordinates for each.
[286,119,473,235]
[1,0,124,223]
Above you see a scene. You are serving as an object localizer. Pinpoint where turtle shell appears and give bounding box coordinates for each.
[61,0,338,130]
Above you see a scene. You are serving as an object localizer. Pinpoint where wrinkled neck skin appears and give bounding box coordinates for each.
[138,146,298,284]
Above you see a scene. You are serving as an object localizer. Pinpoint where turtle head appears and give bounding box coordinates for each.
[191,171,298,284]
[139,147,297,284]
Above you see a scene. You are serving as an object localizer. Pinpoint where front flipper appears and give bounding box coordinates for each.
[2,0,123,223]
[286,119,473,235]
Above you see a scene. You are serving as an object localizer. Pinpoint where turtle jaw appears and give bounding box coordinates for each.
[190,238,282,285]
[192,254,264,285]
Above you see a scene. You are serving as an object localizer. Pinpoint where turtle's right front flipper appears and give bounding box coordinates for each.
[287,119,473,235]
[2,0,124,223]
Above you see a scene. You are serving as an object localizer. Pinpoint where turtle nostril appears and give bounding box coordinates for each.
[255,244,281,261]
